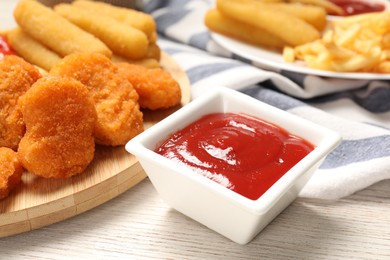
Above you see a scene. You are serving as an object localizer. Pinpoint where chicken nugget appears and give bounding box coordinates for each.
[116,63,182,110]
[0,147,23,199]
[18,76,97,178]
[0,55,41,150]
[50,53,144,146]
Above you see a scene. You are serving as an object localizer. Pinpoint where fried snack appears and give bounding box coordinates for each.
[13,0,112,58]
[6,28,61,71]
[205,8,286,49]
[263,3,327,31]
[72,0,157,43]
[256,0,284,2]
[111,55,161,69]
[116,63,182,110]
[0,147,23,199]
[145,43,161,61]
[284,12,390,73]
[54,4,148,60]
[18,76,97,178]
[287,0,344,16]
[50,53,144,146]
[216,0,320,46]
[0,55,41,150]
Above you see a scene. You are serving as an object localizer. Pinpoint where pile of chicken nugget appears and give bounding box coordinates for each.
[0,0,182,199]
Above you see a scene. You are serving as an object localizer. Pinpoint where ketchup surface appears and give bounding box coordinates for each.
[155,113,314,200]
[330,0,386,16]
[0,35,16,57]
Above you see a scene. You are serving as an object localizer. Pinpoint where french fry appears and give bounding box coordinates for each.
[284,12,390,73]
[205,8,286,49]
[6,28,61,71]
[331,54,378,72]
[216,0,320,46]
[282,46,295,62]
[376,61,390,73]
[72,0,157,43]
[54,4,148,60]
[13,0,112,58]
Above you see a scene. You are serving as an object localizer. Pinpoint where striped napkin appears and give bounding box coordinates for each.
[144,0,390,200]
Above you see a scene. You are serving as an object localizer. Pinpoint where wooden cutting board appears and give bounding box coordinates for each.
[0,52,191,237]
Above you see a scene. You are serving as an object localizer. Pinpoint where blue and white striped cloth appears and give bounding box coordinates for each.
[145,0,390,199]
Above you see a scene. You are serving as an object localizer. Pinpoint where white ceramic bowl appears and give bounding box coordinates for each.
[126,87,341,244]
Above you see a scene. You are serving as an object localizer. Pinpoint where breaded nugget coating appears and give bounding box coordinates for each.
[18,76,97,178]
[0,147,23,199]
[116,63,182,110]
[50,53,144,146]
[0,55,41,150]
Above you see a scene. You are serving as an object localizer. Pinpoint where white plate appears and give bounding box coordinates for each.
[212,33,390,80]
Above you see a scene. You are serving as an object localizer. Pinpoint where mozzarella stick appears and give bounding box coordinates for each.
[6,28,61,71]
[111,55,161,69]
[287,0,344,16]
[13,0,111,58]
[54,4,148,60]
[264,3,327,31]
[205,9,286,49]
[72,0,157,43]
[217,0,320,46]
[145,43,161,61]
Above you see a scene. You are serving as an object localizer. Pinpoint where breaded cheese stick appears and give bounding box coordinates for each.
[217,0,320,46]
[72,0,157,42]
[205,9,286,49]
[288,0,344,16]
[13,0,111,58]
[54,4,148,60]
[7,28,61,71]
[111,55,161,69]
[145,43,161,61]
[264,3,327,31]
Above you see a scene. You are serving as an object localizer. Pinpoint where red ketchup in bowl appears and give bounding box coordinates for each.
[155,113,314,200]
[0,35,16,57]
[330,0,386,16]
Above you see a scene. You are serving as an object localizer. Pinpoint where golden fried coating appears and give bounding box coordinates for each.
[0,147,23,199]
[7,27,62,71]
[116,63,182,110]
[111,55,161,69]
[17,76,97,178]
[72,0,157,42]
[14,0,112,58]
[54,4,148,60]
[50,53,144,146]
[0,55,41,150]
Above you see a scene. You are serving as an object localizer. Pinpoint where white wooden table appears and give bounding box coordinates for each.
[1,178,389,259]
